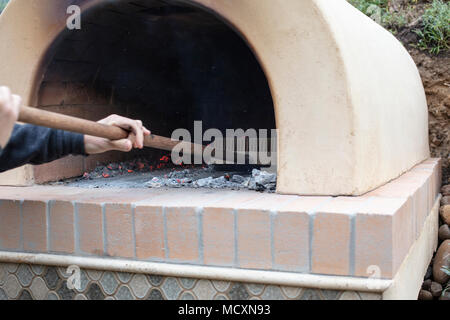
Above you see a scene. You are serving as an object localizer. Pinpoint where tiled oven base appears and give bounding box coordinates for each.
[0,263,381,300]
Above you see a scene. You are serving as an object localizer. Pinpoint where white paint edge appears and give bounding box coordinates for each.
[383,195,441,300]
[0,251,391,292]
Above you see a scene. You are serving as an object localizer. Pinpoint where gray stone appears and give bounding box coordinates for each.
[18,289,33,300]
[75,294,87,300]
[320,289,341,300]
[5,263,19,273]
[245,284,264,296]
[57,267,70,279]
[57,281,76,300]
[193,280,216,300]
[75,270,89,293]
[161,277,182,300]
[281,286,302,299]
[228,283,250,300]
[117,272,133,283]
[46,292,59,300]
[100,272,119,295]
[30,277,49,300]
[115,285,134,300]
[43,267,61,290]
[148,275,164,286]
[86,270,103,281]
[261,286,284,300]
[179,278,197,289]
[129,274,150,299]
[16,264,34,286]
[180,292,196,300]
[214,294,229,300]
[147,288,165,300]
[0,264,7,285]
[30,265,45,276]
[0,288,8,300]
[86,283,105,300]
[4,275,20,299]
[300,289,322,300]
[212,280,230,293]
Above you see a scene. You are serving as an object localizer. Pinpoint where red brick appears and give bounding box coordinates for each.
[237,209,271,269]
[0,200,21,250]
[76,203,104,256]
[312,212,351,276]
[134,205,165,260]
[49,201,74,253]
[166,207,199,263]
[273,211,309,271]
[22,201,48,252]
[105,204,134,258]
[203,207,235,266]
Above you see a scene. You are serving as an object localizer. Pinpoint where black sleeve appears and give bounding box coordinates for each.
[0,124,87,173]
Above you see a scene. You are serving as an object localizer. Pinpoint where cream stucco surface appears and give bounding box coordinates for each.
[0,0,430,195]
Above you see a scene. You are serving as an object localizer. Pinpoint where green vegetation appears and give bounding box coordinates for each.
[0,0,9,13]
[414,0,450,55]
[348,0,407,32]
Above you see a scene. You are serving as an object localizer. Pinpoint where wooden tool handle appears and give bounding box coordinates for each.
[18,105,204,154]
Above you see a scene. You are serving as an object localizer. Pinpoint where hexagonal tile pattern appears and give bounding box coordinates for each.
[193,280,216,300]
[129,274,150,299]
[281,286,303,299]
[261,286,285,300]
[212,280,230,293]
[86,270,103,281]
[147,288,165,300]
[115,285,134,300]
[180,292,196,300]
[31,265,45,276]
[117,272,133,284]
[0,288,8,300]
[161,278,182,300]
[30,277,49,300]
[43,267,61,290]
[99,272,119,295]
[18,289,33,300]
[179,278,197,290]
[0,264,7,285]
[0,263,369,300]
[16,264,34,286]
[245,283,264,296]
[4,274,21,299]
[86,283,105,300]
[228,283,250,300]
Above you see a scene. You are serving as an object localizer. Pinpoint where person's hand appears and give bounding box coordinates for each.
[84,114,151,155]
[0,86,21,148]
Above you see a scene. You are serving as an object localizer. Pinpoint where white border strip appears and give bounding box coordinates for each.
[0,251,391,292]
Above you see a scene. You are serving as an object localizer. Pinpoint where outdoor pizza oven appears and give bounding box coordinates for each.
[0,0,442,301]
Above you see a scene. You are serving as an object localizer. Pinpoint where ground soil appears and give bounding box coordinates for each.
[393,0,450,183]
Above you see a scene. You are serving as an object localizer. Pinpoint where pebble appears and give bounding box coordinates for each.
[441,184,450,196]
[433,240,450,284]
[439,224,450,241]
[424,266,433,280]
[441,196,450,206]
[422,279,432,290]
[430,282,443,297]
[439,205,450,225]
[418,290,433,300]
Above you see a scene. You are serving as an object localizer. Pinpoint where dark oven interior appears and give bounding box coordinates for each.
[33,0,275,184]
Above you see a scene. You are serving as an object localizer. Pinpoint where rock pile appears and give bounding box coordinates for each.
[418,184,450,300]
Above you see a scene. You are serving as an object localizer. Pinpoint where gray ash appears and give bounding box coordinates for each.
[57,157,276,192]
